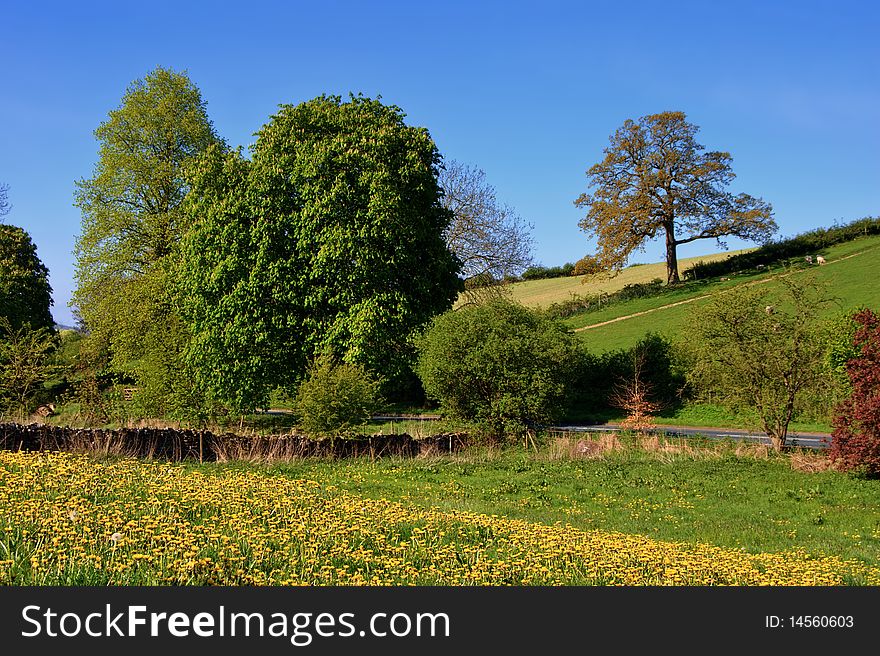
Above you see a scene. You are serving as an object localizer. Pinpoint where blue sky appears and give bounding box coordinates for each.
[3,0,878,325]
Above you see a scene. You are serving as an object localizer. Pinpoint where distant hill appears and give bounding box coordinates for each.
[504,249,752,308]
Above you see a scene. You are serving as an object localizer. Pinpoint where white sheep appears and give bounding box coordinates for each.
[816,255,827,265]
[805,255,813,264]
[764,305,775,315]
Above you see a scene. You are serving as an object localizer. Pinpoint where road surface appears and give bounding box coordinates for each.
[371,415,831,449]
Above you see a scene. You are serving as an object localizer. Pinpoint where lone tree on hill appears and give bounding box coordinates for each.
[575,111,776,284]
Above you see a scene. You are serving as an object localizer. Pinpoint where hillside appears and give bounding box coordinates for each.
[505,249,752,308]
[564,234,880,353]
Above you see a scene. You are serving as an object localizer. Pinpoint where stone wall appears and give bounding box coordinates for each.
[0,423,469,462]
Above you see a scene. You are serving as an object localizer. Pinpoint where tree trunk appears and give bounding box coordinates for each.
[664,221,680,284]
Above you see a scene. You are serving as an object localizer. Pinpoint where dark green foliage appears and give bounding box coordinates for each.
[519,262,577,281]
[567,333,686,420]
[684,216,880,280]
[177,95,461,412]
[0,224,54,333]
[830,309,880,477]
[416,301,582,437]
[544,278,666,320]
[293,354,382,437]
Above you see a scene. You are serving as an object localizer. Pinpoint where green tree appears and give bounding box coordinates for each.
[685,276,832,450]
[0,224,54,332]
[293,353,382,437]
[177,95,462,412]
[72,67,220,417]
[416,300,581,438]
[575,111,776,284]
[0,317,58,419]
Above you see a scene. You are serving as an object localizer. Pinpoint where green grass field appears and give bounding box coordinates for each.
[266,443,879,569]
[558,234,880,353]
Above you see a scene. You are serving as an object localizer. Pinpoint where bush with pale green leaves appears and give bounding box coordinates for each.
[293,355,382,437]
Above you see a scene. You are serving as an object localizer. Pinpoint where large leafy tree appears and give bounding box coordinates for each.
[438,160,533,303]
[0,223,54,333]
[177,95,462,412]
[72,67,219,416]
[575,111,776,284]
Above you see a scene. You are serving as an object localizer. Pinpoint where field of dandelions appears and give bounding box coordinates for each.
[1,451,878,586]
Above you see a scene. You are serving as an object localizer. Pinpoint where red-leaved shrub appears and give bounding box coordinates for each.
[829,309,880,476]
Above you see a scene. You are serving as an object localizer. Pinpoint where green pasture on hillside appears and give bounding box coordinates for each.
[567,235,880,353]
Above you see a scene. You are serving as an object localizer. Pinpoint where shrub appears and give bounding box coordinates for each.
[520,262,577,281]
[580,333,684,410]
[830,309,880,477]
[416,300,582,438]
[293,355,382,437]
[610,349,662,433]
[685,276,832,451]
[543,279,667,320]
[0,318,58,419]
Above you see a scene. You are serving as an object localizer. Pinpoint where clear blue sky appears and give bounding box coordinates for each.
[3,0,878,326]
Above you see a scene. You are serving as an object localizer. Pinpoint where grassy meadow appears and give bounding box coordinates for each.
[1,445,879,586]
[558,234,880,352]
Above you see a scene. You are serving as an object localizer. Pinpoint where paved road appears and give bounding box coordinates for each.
[371,415,832,450]
[547,423,831,450]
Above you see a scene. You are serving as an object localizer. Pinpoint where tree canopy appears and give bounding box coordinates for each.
[72,66,219,416]
[177,95,462,412]
[575,111,776,283]
[0,223,54,333]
